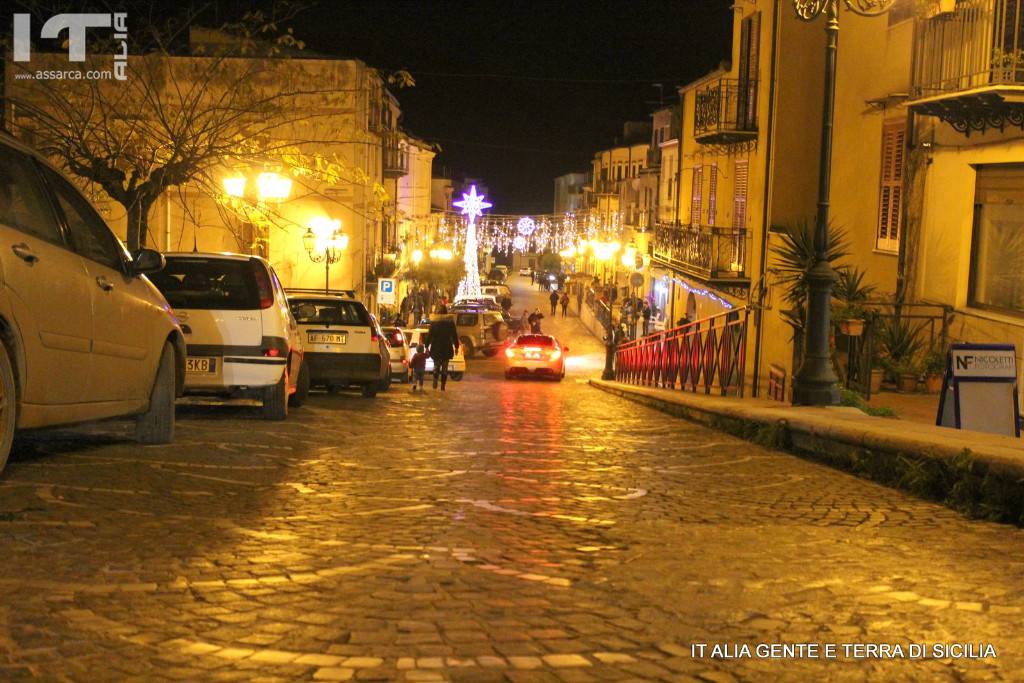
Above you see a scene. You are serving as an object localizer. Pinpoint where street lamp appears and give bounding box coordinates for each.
[303,217,348,294]
[790,0,897,406]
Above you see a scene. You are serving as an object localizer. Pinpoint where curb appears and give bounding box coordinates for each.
[589,378,1024,524]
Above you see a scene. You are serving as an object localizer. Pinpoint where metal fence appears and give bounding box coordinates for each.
[615,308,750,396]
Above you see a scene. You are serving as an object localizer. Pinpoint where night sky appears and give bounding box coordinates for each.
[285,1,733,214]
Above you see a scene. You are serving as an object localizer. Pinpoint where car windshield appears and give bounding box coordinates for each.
[515,335,554,347]
[290,299,370,326]
[150,258,260,310]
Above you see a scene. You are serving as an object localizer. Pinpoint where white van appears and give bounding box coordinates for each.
[150,253,308,419]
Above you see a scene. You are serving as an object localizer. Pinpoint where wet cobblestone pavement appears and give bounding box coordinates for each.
[1,279,1023,681]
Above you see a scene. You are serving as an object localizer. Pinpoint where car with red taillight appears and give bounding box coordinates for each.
[504,334,567,381]
[381,326,410,382]
[286,291,390,397]
[149,253,308,419]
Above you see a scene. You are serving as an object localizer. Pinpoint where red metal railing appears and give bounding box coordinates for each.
[615,308,749,396]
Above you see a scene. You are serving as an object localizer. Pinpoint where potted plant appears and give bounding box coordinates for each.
[895,359,921,393]
[833,267,875,337]
[922,348,946,393]
[878,316,925,384]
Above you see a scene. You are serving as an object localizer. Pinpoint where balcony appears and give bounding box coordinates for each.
[382,134,408,178]
[591,178,618,195]
[623,207,656,232]
[910,0,1024,134]
[652,222,750,287]
[693,78,758,145]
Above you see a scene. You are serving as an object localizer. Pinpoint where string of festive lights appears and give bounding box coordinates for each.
[436,210,624,256]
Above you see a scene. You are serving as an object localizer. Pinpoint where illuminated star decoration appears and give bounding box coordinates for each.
[516,217,537,237]
[513,235,527,251]
[454,185,491,299]
[453,185,492,224]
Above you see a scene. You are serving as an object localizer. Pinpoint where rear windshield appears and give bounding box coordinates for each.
[150,257,261,310]
[382,327,405,347]
[290,299,370,326]
[516,335,554,347]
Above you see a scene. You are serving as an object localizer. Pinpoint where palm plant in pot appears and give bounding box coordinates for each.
[833,267,875,337]
[922,348,946,393]
[878,316,925,391]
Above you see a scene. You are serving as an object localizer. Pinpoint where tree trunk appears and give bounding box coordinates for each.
[125,195,156,254]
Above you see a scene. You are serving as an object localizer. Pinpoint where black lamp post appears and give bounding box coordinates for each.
[791,0,897,406]
[303,224,348,294]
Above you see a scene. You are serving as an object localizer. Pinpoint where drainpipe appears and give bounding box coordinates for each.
[750,0,781,398]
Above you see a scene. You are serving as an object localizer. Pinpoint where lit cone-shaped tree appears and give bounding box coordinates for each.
[453,186,491,299]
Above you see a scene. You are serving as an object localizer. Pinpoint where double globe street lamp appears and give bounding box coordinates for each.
[302,217,349,294]
[790,0,897,406]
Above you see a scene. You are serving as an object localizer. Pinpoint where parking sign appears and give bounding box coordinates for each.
[378,278,396,305]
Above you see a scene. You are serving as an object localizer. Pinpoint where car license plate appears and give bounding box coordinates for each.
[186,357,217,374]
[309,332,346,345]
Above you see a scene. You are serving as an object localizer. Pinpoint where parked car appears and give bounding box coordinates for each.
[382,326,409,382]
[150,253,307,419]
[403,327,465,381]
[0,135,185,473]
[481,284,512,303]
[286,291,390,397]
[504,334,567,380]
[436,308,508,358]
[518,266,533,277]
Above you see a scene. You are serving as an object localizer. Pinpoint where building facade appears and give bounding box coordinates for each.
[553,172,587,214]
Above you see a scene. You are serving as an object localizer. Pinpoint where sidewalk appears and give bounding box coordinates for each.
[590,378,1024,523]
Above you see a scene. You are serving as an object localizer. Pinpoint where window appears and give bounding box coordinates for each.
[43,168,125,270]
[733,160,749,229]
[0,147,63,245]
[737,12,760,130]
[969,164,1024,315]
[151,258,264,311]
[456,313,478,327]
[290,299,371,326]
[690,166,703,226]
[876,121,906,252]
[708,165,718,226]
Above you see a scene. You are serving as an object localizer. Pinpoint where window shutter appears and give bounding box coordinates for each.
[877,121,906,252]
[690,166,703,226]
[708,165,718,226]
[733,160,749,229]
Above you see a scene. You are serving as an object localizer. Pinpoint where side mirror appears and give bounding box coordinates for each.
[563,346,569,352]
[132,248,165,275]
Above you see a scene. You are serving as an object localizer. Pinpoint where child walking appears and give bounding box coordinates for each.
[410,343,428,391]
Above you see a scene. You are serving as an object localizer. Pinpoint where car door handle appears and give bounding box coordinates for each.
[95,276,114,292]
[11,243,38,264]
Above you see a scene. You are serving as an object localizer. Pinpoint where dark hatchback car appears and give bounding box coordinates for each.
[286,292,390,397]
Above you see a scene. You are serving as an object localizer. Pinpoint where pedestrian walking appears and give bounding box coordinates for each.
[529,308,544,334]
[409,343,428,391]
[560,291,569,318]
[642,301,653,336]
[425,305,460,391]
[519,308,529,333]
[549,290,559,316]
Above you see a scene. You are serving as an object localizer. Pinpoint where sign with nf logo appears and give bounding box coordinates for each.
[937,343,1020,437]
[378,278,396,305]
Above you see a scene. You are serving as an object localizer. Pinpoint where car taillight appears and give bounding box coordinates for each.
[264,348,281,358]
[261,337,288,358]
[253,264,274,309]
[549,348,561,362]
[505,347,517,358]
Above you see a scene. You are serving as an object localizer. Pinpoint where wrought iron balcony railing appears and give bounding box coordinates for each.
[652,222,750,285]
[911,0,1024,132]
[693,78,758,145]
[382,133,408,178]
[591,178,619,195]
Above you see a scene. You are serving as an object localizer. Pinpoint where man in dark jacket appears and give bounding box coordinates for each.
[549,290,559,316]
[425,305,460,391]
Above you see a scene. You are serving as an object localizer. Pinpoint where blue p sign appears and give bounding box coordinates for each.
[381,280,393,293]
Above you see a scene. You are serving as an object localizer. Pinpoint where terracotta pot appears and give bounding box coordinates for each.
[898,373,918,393]
[870,368,884,394]
[924,373,944,394]
[838,319,865,337]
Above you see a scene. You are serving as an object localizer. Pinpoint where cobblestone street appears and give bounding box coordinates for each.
[0,279,1022,682]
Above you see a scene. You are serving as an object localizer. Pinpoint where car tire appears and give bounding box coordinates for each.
[481,348,498,358]
[378,368,392,393]
[0,341,17,474]
[262,371,289,420]
[450,371,464,382]
[289,360,310,407]
[361,383,377,398]
[135,342,176,445]
[460,337,474,359]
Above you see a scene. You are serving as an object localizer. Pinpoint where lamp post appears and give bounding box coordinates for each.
[303,217,348,294]
[790,0,897,406]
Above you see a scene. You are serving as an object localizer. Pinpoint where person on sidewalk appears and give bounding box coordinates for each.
[549,290,559,316]
[560,291,569,318]
[642,301,653,336]
[529,309,544,334]
[409,343,428,391]
[425,305,459,391]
